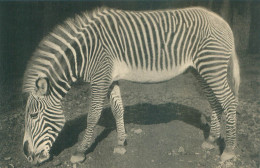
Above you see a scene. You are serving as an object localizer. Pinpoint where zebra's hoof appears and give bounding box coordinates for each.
[221,150,235,162]
[70,152,86,163]
[201,141,215,150]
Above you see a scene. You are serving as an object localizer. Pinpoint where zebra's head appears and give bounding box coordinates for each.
[23,78,65,165]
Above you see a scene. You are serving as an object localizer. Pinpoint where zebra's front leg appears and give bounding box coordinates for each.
[202,110,221,150]
[70,83,109,164]
[109,82,127,147]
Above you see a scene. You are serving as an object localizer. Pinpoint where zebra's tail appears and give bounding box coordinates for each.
[230,46,240,97]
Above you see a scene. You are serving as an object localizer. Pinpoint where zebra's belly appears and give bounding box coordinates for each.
[112,60,193,83]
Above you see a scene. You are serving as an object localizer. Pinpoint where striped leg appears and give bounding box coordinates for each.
[109,82,127,146]
[195,54,238,162]
[202,110,221,150]
[71,81,110,163]
[194,73,222,149]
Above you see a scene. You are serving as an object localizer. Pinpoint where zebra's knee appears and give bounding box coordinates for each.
[223,102,237,126]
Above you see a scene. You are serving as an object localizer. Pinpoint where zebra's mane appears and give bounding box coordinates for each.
[22,7,109,94]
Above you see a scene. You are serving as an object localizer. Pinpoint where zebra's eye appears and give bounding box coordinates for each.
[30,112,39,119]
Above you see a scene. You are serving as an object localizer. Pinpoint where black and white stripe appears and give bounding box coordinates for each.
[23,7,240,163]
[25,94,65,151]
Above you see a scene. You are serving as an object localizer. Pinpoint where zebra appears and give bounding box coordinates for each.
[22,7,240,165]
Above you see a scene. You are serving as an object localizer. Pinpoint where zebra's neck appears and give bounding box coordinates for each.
[23,15,100,100]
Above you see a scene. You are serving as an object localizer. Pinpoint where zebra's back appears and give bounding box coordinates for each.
[92,7,230,83]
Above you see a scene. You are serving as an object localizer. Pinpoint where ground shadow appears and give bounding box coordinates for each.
[51,102,210,156]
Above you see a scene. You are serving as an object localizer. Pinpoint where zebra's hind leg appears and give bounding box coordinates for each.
[70,82,110,163]
[220,104,237,162]
[109,82,127,147]
[194,73,222,150]
[195,64,238,162]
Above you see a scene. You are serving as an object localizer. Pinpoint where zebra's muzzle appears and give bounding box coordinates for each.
[34,150,50,165]
[23,141,50,165]
[28,150,50,165]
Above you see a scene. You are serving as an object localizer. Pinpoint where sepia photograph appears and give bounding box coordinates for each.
[0,0,259,167]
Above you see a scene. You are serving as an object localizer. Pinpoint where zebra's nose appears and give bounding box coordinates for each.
[23,141,30,158]
[23,141,37,164]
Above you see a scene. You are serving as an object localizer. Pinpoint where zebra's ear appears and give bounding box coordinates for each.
[35,77,49,96]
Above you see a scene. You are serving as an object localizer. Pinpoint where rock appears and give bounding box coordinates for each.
[168,152,172,156]
[113,146,126,155]
[4,157,11,161]
[131,128,143,134]
[133,128,142,134]
[171,149,178,156]
[151,160,154,163]
[178,146,185,154]
[73,164,77,168]
[70,153,86,164]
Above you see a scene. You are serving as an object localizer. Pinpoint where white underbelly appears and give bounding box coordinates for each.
[112,60,193,83]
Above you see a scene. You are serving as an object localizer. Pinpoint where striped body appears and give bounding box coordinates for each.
[23,7,240,165]
[24,7,234,95]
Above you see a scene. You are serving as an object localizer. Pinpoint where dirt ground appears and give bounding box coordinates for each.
[0,54,259,168]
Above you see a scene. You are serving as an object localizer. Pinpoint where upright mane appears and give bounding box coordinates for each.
[22,7,111,94]
[22,20,76,93]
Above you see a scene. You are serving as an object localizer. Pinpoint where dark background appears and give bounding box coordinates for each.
[0,1,260,167]
[0,0,259,110]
